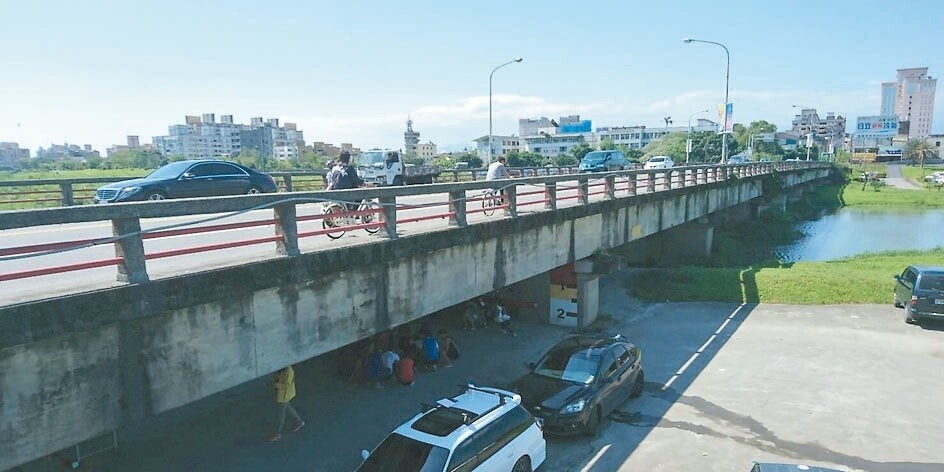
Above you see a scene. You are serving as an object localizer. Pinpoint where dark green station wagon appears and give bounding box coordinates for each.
[893,265,944,324]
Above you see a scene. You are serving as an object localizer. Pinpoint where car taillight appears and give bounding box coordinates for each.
[911,295,919,306]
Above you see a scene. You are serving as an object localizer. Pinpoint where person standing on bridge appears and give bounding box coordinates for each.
[267,366,305,442]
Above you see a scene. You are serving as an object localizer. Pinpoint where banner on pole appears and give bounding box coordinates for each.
[717,103,734,134]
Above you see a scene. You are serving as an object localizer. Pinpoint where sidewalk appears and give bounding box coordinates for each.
[18,309,575,472]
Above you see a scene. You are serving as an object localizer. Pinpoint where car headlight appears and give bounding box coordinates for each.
[118,186,142,196]
[560,399,586,414]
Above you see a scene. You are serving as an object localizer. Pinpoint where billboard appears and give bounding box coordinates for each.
[718,103,733,133]
[856,115,899,137]
[560,120,592,133]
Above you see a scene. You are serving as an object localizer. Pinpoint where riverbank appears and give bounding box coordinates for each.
[628,248,944,304]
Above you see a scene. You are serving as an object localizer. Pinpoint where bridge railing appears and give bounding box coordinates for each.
[0,166,580,210]
[0,162,822,288]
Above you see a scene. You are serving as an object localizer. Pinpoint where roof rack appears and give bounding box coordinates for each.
[455,384,514,425]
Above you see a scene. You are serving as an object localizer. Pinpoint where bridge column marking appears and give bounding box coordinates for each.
[448,190,467,226]
[604,175,616,200]
[274,203,300,256]
[379,195,397,238]
[112,217,149,284]
[59,183,74,206]
[577,178,589,205]
[544,182,557,210]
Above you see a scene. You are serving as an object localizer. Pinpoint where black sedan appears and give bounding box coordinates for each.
[511,334,644,436]
[94,160,278,203]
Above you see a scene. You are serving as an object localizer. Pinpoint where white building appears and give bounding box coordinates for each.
[522,133,586,157]
[415,141,438,159]
[596,119,718,150]
[153,114,304,160]
[883,67,937,138]
[473,135,521,160]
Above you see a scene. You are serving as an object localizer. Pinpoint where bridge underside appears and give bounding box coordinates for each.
[0,169,827,469]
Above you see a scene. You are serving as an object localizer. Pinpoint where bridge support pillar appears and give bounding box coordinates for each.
[754,194,787,217]
[574,259,600,329]
[659,218,714,266]
[112,218,149,284]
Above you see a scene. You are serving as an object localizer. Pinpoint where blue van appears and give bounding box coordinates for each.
[579,151,630,173]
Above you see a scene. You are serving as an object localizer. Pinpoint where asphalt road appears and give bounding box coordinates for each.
[19,270,944,472]
[0,176,672,306]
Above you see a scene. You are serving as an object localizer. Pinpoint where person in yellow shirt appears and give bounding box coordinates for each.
[267,366,305,442]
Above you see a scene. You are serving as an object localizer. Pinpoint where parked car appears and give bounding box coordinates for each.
[643,155,675,170]
[511,334,644,436]
[356,385,546,472]
[578,150,630,173]
[727,154,750,164]
[94,160,277,203]
[751,462,845,472]
[893,265,944,324]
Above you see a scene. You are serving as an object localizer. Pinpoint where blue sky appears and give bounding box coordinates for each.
[2,0,943,154]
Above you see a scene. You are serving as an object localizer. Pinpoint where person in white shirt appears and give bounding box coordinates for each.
[485,156,511,181]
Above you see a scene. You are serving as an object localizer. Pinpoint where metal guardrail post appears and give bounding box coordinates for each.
[577,178,589,205]
[647,172,656,193]
[281,175,294,192]
[273,203,300,256]
[627,173,637,196]
[112,218,149,284]
[379,195,397,238]
[604,175,616,199]
[448,190,467,227]
[544,182,557,209]
[504,185,518,217]
[59,182,74,206]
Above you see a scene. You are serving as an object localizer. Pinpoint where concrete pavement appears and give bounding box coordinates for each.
[884,164,924,190]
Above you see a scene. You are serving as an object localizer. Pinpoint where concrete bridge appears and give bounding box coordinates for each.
[0,163,829,470]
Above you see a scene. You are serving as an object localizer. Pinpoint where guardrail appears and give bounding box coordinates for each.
[0,162,824,287]
[0,166,579,210]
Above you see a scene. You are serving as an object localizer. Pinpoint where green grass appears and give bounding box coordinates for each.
[839,182,944,208]
[629,248,944,304]
[0,169,149,180]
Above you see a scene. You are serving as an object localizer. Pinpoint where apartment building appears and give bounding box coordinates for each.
[0,142,29,166]
[152,114,304,161]
[882,67,937,138]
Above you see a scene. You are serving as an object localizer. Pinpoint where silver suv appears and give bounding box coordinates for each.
[356,385,546,472]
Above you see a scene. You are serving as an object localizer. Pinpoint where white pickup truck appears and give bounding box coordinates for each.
[357,149,440,186]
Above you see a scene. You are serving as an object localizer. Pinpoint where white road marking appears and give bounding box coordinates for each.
[662,304,746,391]
[579,444,611,472]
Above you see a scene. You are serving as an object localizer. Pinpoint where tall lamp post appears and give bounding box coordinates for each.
[687,109,709,163]
[792,104,814,161]
[683,38,730,164]
[488,57,523,166]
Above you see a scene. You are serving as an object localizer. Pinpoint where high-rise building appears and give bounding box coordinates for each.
[106,135,150,157]
[404,119,420,155]
[153,114,304,161]
[35,143,100,160]
[882,67,937,138]
[791,108,846,143]
[0,142,30,166]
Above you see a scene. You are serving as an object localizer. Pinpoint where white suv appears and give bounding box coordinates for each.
[643,155,675,169]
[356,385,546,472]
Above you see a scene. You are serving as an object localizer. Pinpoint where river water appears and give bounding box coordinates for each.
[776,209,944,262]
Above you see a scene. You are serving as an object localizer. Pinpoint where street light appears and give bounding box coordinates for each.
[687,109,709,163]
[683,38,730,164]
[488,57,523,166]
[792,104,814,161]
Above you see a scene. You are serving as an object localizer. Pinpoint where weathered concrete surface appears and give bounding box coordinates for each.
[0,168,828,470]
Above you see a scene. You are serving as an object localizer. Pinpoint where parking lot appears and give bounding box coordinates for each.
[22,270,944,472]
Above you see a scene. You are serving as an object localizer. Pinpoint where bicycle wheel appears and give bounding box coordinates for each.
[322,205,346,239]
[362,200,384,234]
[482,192,495,216]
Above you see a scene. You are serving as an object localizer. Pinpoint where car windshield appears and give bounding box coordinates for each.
[583,152,610,163]
[360,151,385,166]
[534,347,601,384]
[649,157,665,163]
[357,433,449,472]
[145,161,193,180]
[917,274,944,291]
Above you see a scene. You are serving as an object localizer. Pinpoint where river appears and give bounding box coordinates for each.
[777,209,944,262]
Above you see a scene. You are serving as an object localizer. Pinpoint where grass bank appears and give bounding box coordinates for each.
[840,182,944,208]
[629,248,944,304]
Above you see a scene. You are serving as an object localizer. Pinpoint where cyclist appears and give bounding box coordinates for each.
[485,156,512,206]
[325,151,364,210]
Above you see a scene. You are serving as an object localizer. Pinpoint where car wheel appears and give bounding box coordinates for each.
[893,293,903,308]
[512,456,532,472]
[247,186,262,195]
[905,310,918,325]
[583,406,602,436]
[631,370,645,398]
[145,191,166,201]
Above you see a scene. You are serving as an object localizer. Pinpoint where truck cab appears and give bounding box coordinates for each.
[357,149,440,186]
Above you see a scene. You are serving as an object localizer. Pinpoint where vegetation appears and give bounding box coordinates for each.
[641,131,742,163]
[840,182,944,208]
[904,139,938,168]
[629,248,944,304]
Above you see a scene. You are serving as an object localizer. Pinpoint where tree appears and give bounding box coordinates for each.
[553,154,578,166]
[624,149,644,162]
[641,132,687,161]
[571,142,592,161]
[599,137,616,151]
[905,139,936,168]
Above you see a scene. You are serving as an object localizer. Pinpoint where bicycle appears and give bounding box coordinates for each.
[321,198,384,239]
[481,188,503,216]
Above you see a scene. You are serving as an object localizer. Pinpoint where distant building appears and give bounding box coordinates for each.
[882,67,937,138]
[791,109,846,143]
[152,113,304,161]
[473,135,521,159]
[924,134,943,159]
[596,119,718,150]
[106,135,152,157]
[415,141,438,160]
[519,117,554,137]
[522,133,586,157]
[0,142,29,166]
[35,143,100,160]
[404,119,420,156]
